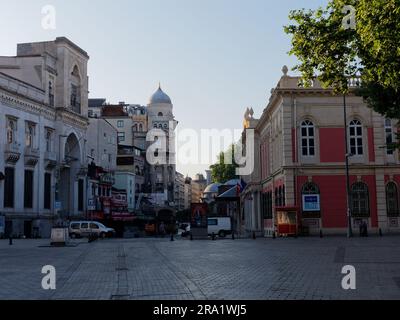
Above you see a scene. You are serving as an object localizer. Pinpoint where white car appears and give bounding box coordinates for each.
[208,217,232,238]
[69,221,115,239]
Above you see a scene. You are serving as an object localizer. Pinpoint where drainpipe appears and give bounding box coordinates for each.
[293,97,298,206]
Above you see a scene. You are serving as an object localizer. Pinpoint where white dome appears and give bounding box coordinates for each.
[203,183,222,194]
[149,85,172,104]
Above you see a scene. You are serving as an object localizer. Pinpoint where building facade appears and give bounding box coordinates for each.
[0,37,90,237]
[241,67,400,236]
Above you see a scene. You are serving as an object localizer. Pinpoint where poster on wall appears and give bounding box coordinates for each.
[302,195,320,212]
[190,203,208,238]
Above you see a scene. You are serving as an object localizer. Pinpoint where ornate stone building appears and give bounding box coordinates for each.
[0,37,90,237]
[241,66,400,237]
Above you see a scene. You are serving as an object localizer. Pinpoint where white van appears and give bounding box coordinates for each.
[69,221,115,239]
[208,217,232,238]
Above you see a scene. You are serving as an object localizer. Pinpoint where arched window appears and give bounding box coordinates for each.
[164,123,168,129]
[139,124,143,132]
[386,182,399,217]
[301,120,315,156]
[302,182,321,217]
[133,124,138,132]
[135,165,140,175]
[70,65,81,113]
[159,124,163,129]
[158,112,163,117]
[351,182,370,217]
[349,120,363,156]
[385,119,394,155]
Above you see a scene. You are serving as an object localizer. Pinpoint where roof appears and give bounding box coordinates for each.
[89,98,106,108]
[217,186,239,199]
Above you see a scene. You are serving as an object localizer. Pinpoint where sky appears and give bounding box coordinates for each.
[0,0,327,178]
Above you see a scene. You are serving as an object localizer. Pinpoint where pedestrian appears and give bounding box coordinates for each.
[159,222,166,238]
[362,221,368,237]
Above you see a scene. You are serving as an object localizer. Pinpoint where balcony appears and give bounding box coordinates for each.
[44,151,57,169]
[4,143,21,164]
[24,146,39,167]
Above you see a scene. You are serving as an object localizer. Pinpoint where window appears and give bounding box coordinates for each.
[70,84,81,113]
[351,182,370,217]
[4,167,15,208]
[48,81,54,107]
[385,119,394,155]
[117,120,124,128]
[301,120,315,156]
[78,179,84,212]
[24,170,34,208]
[133,124,138,132]
[90,223,99,229]
[158,112,163,117]
[7,118,16,144]
[70,223,80,230]
[135,166,141,175]
[349,120,363,156]
[139,124,143,132]
[45,129,53,152]
[44,173,51,210]
[117,132,125,143]
[70,66,81,113]
[25,123,35,148]
[81,223,89,229]
[208,219,218,226]
[262,192,273,219]
[386,182,399,217]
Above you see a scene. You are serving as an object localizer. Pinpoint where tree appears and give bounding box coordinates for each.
[210,145,239,184]
[284,0,400,126]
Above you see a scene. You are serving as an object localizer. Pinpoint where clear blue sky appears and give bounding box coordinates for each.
[1,0,327,178]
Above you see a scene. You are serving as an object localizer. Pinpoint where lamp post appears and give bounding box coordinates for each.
[343,93,353,238]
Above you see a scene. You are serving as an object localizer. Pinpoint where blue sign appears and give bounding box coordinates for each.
[55,201,62,210]
[302,195,320,212]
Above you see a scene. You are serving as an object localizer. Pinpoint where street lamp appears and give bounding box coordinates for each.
[343,93,353,238]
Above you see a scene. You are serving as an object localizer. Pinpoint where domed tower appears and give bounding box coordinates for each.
[147,84,178,205]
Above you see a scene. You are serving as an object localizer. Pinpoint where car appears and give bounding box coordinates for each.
[69,221,115,239]
[207,217,232,238]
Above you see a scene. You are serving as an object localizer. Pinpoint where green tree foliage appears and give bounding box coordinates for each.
[284,0,400,120]
[210,145,239,184]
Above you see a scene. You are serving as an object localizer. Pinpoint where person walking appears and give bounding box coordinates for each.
[159,222,166,238]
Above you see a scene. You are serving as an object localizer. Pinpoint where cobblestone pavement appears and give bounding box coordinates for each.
[0,236,399,300]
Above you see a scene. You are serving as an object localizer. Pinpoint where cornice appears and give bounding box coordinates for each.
[0,89,55,120]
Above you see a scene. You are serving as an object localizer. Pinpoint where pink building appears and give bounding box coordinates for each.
[240,67,400,237]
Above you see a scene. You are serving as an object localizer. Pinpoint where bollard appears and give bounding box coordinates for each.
[253,232,256,240]
[212,233,215,241]
[272,231,276,239]
[232,232,235,240]
[190,233,193,241]
[9,236,13,245]
[379,228,383,237]
[320,230,323,238]
[170,233,174,242]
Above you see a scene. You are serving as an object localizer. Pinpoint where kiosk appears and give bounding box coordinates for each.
[275,206,300,237]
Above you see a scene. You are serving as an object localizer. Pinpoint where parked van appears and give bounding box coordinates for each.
[69,221,115,239]
[208,217,232,238]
